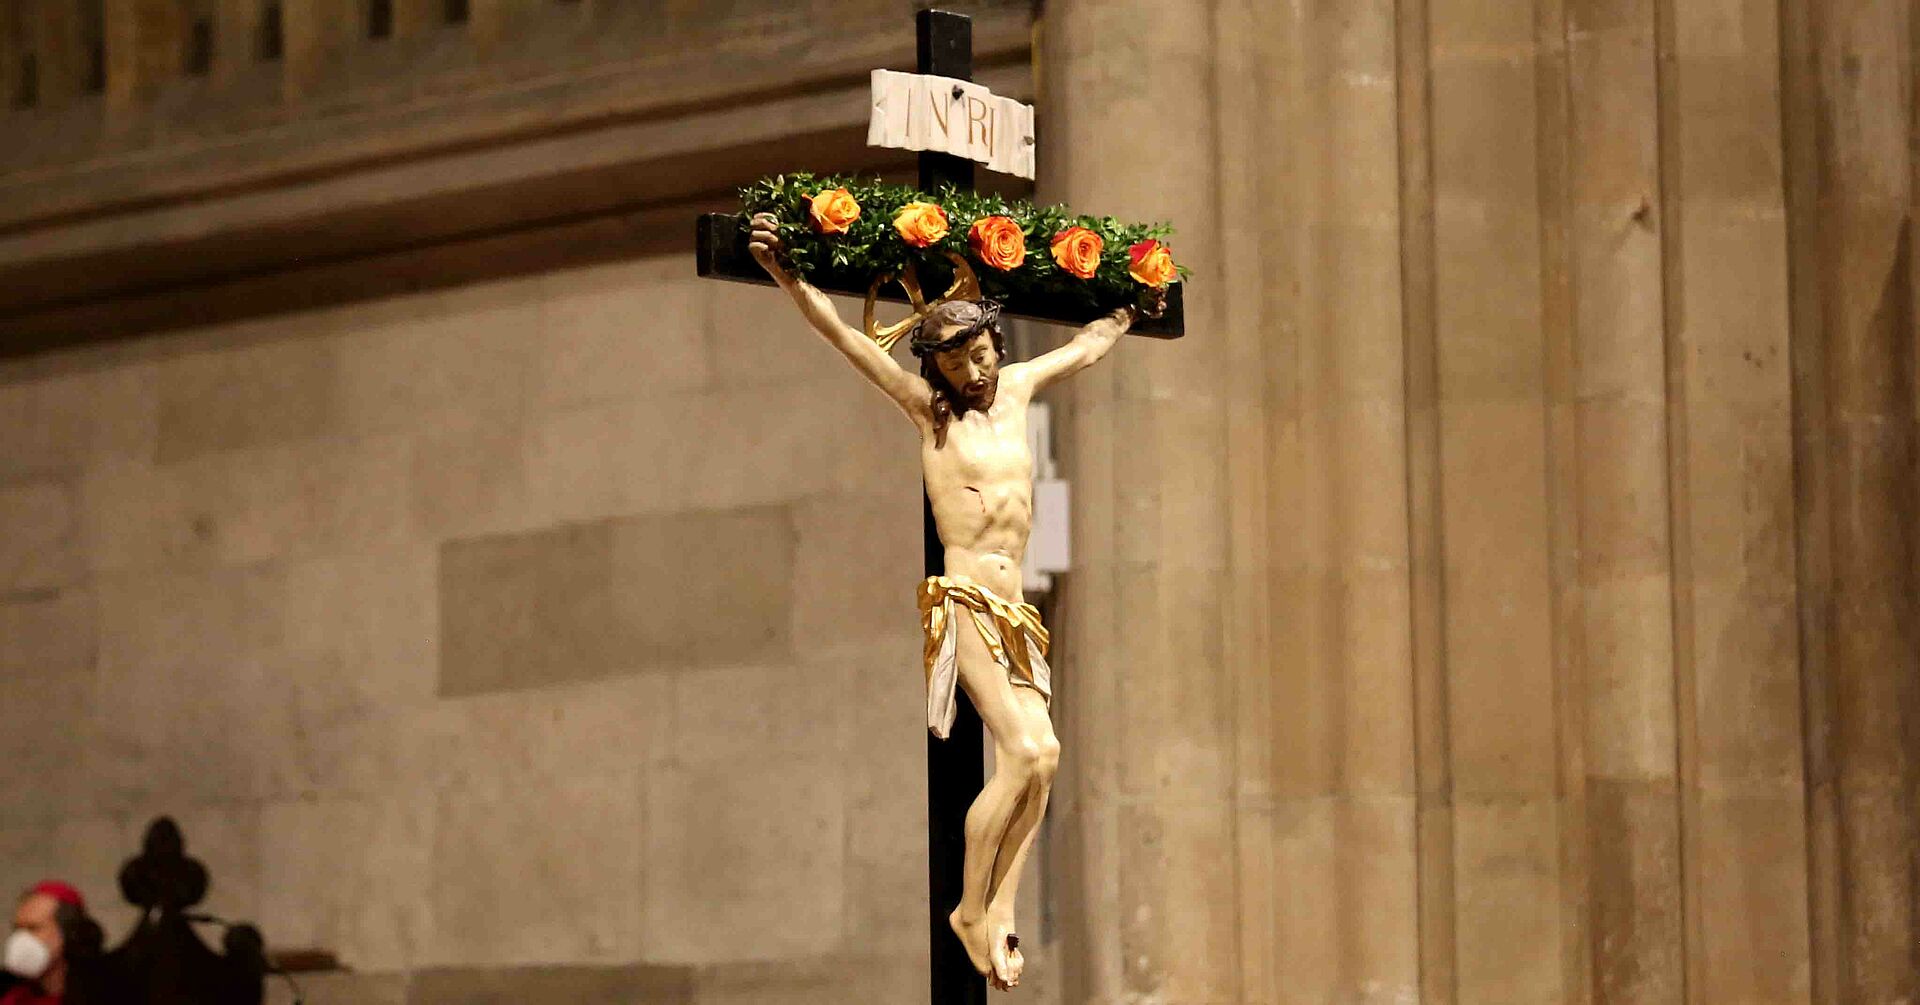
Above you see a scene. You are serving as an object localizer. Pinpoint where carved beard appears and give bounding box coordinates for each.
[957,373,998,414]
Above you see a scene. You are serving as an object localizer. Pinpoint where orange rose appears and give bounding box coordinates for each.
[1049,226,1104,280]
[893,201,950,248]
[1128,239,1176,287]
[807,188,861,234]
[968,215,1027,271]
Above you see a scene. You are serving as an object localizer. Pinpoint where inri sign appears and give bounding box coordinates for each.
[867,69,1036,181]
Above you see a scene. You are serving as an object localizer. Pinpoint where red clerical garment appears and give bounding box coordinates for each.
[0,985,59,1005]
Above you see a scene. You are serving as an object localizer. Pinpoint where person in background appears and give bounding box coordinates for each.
[1,882,97,1005]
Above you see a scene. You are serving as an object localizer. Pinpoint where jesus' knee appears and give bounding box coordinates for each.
[1003,733,1060,786]
[1033,732,1061,784]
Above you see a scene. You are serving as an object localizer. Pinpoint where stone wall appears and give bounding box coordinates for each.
[0,256,945,1002]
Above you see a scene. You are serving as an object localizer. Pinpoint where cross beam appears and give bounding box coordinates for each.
[695,215,1188,338]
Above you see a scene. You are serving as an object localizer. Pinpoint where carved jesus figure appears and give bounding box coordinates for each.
[750,213,1135,990]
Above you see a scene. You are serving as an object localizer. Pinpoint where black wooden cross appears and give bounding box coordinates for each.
[695,9,1184,1001]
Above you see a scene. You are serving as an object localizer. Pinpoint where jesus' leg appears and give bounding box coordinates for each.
[982,690,1056,986]
[946,620,1060,989]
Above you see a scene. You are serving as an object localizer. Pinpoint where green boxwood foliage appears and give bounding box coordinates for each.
[738,173,1186,318]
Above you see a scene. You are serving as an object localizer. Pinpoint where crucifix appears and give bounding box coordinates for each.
[695,9,1184,999]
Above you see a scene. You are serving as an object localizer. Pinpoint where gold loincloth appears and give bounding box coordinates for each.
[918,575,1053,740]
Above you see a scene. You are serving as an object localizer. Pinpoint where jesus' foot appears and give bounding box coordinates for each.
[949,908,995,984]
[988,922,1024,989]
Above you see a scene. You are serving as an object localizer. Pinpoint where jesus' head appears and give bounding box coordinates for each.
[910,299,1006,447]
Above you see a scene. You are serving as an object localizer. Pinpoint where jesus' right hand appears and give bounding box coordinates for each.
[747,212,789,282]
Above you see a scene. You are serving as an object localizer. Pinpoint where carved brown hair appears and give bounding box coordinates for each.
[910,299,1006,448]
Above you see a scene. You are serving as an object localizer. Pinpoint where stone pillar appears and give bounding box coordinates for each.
[1039,2,1241,1001]
[28,0,89,106]
[211,0,261,85]
[1668,0,1813,1000]
[1396,0,1456,1000]
[469,0,539,57]
[1,5,20,109]
[390,0,439,40]
[1561,0,1684,999]
[280,0,354,101]
[1789,0,1920,1000]
[1427,0,1569,998]
[102,0,182,115]
[1256,0,1421,1001]
[1037,0,1903,1000]
[1043,0,1422,998]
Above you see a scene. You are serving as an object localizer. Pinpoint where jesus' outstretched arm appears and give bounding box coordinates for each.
[1003,305,1137,394]
[747,212,932,422]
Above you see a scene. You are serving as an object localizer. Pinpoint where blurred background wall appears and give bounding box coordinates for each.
[1,1,1916,1004]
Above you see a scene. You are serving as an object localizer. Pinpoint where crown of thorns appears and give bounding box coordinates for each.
[908,299,1004,357]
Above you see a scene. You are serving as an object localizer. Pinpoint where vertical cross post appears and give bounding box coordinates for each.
[917,12,988,1005]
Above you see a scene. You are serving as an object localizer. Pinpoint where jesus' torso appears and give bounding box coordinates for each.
[921,367,1035,604]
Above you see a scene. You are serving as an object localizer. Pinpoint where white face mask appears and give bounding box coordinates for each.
[3,930,51,980]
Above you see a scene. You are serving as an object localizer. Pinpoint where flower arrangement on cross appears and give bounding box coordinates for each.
[738,173,1187,339]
